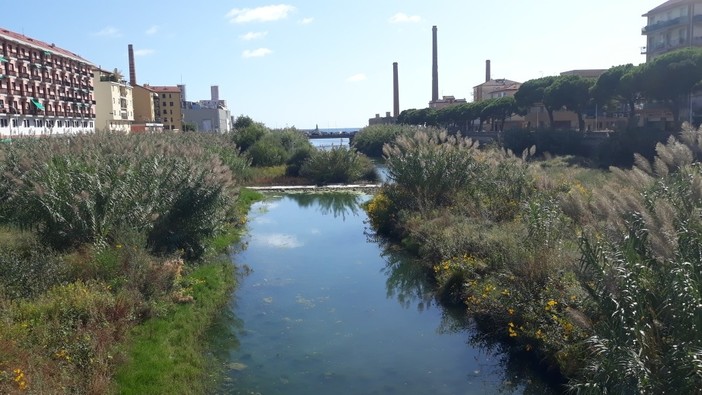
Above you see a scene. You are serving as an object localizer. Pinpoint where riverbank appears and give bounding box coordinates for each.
[113,189,263,394]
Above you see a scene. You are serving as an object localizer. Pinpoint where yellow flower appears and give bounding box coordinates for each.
[507,308,515,315]
[508,322,518,337]
[545,299,558,311]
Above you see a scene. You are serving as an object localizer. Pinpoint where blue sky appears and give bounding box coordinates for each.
[3,1,663,129]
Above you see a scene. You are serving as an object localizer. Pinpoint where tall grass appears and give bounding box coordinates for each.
[300,146,377,185]
[568,125,702,393]
[0,133,243,259]
[367,123,702,391]
[0,132,256,394]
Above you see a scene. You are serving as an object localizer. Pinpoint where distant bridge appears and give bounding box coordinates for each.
[304,131,357,139]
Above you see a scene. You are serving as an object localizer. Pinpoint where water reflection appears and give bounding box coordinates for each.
[372,237,563,394]
[378,244,436,312]
[286,192,364,220]
[215,193,561,394]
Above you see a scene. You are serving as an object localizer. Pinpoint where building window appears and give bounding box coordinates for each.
[37,120,43,127]
[89,121,94,128]
[23,119,29,127]
[11,119,18,127]
[170,102,174,106]
[57,120,63,127]
[0,118,7,127]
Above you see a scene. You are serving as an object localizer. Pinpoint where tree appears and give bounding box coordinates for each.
[436,105,462,133]
[543,75,594,132]
[638,48,702,126]
[455,102,480,134]
[514,76,558,127]
[481,96,517,131]
[112,68,124,82]
[182,122,196,132]
[591,64,641,125]
[233,115,254,130]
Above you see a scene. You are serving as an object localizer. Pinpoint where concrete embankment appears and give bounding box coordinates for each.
[248,184,381,194]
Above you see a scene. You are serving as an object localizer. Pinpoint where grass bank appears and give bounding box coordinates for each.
[114,189,262,395]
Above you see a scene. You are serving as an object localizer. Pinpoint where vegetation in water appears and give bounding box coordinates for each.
[365,123,702,392]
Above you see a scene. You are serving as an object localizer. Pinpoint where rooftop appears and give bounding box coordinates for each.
[473,78,520,89]
[144,85,181,93]
[0,28,93,65]
[643,0,697,16]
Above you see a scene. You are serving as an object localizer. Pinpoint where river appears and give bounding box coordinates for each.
[211,193,557,394]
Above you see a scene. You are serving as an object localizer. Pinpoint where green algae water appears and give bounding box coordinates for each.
[215,193,557,394]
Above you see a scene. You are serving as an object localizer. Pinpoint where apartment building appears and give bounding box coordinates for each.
[93,69,133,132]
[145,84,182,131]
[642,0,702,61]
[0,28,95,137]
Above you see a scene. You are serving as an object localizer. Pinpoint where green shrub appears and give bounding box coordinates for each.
[247,134,287,167]
[0,133,238,259]
[352,124,415,158]
[231,122,268,152]
[383,130,483,212]
[286,145,314,177]
[0,245,67,300]
[300,146,377,184]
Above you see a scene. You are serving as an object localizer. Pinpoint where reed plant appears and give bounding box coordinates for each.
[300,146,377,184]
[0,132,243,259]
[568,125,702,393]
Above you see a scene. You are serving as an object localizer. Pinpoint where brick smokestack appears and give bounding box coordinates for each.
[432,26,438,103]
[128,44,136,86]
[486,59,491,82]
[393,62,400,118]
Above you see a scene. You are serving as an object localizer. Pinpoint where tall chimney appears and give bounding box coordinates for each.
[211,85,219,101]
[486,59,491,82]
[393,62,400,118]
[432,26,439,103]
[128,44,136,86]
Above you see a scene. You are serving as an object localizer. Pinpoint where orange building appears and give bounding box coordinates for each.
[145,85,182,131]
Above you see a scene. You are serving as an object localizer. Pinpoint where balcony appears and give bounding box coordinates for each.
[19,72,29,79]
[642,16,688,34]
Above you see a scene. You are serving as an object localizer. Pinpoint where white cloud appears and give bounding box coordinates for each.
[94,26,122,38]
[242,48,273,58]
[299,17,314,25]
[145,25,159,35]
[134,49,154,56]
[347,73,367,82]
[255,233,303,248]
[227,4,296,23]
[389,12,422,23]
[240,31,268,41]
